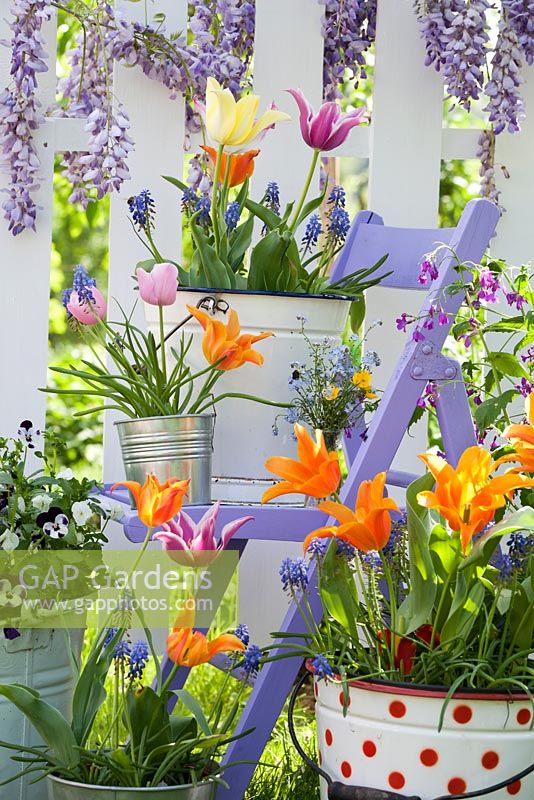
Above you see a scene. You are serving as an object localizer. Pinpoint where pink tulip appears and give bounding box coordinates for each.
[136,262,178,307]
[287,88,367,151]
[67,287,107,326]
[153,502,253,567]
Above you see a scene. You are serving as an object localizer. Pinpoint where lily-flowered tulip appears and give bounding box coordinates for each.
[187,304,273,371]
[200,145,259,187]
[205,77,290,150]
[417,446,534,553]
[303,472,399,553]
[262,424,341,504]
[67,287,107,325]
[167,625,245,667]
[153,502,253,566]
[111,474,190,528]
[136,262,178,307]
[287,88,367,151]
[502,395,534,472]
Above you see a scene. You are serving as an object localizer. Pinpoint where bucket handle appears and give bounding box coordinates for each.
[288,665,534,800]
[158,295,230,352]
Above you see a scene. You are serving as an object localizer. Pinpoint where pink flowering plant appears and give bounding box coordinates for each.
[396,248,534,446]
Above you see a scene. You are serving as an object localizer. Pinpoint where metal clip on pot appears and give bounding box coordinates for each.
[288,668,534,800]
[159,295,230,351]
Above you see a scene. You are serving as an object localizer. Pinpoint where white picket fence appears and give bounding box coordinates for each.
[0,0,533,638]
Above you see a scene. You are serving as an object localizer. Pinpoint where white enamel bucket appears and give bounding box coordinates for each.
[314,676,534,800]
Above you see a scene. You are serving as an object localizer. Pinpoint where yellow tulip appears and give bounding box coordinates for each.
[205,77,290,149]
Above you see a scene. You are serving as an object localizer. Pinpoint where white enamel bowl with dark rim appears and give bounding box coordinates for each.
[314,675,534,800]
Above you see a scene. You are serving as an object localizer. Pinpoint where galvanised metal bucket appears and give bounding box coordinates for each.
[47,775,216,800]
[115,415,214,505]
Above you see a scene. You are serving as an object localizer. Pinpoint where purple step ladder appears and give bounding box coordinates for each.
[106,198,499,800]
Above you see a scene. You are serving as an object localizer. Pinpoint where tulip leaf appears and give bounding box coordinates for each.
[228,215,254,272]
[71,628,124,745]
[509,579,534,652]
[397,473,437,635]
[440,570,485,646]
[461,507,534,570]
[162,175,189,194]
[248,229,292,291]
[190,222,235,289]
[318,540,361,642]
[243,198,283,232]
[126,685,173,756]
[296,189,327,228]
[349,296,366,333]
[174,689,212,736]
[0,683,79,768]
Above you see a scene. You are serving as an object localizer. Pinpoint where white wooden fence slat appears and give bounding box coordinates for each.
[239,0,326,645]
[494,66,534,263]
[103,1,187,544]
[365,0,444,496]
[0,8,58,439]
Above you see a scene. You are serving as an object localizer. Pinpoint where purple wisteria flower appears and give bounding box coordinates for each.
[320,0,376,100]
[503,0,534,66]
[0,0,52,235]
[484,14,526,135]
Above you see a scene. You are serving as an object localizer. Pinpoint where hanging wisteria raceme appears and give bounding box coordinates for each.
[0,0,52,235]
[320,0,376,101]
[417,0,490,111]
[503,0,534,66]
[484,11,525,135]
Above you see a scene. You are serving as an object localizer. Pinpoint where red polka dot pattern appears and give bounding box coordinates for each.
[362,740,377,758]
[388,772,405,790]
[453,704,473,724]
[389,700,406,718]
[507,781,522,795]
[447,778,467,794]
[482,751,499,770]
[448,778,467,794]
[341,761,352,779]
[517,708,531,726]
[324,729,333,747]
[420,748,439,767]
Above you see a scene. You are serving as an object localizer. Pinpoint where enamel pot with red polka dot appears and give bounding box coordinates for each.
[314,677,534,799]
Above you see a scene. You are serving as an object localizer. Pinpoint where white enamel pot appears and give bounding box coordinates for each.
[313,676,534,800]
[0,628,83,800]
[144,288,352,503]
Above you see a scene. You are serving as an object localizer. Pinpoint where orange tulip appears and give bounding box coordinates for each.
[303,471,399,553]
[502,395,534,472]
[167,626,245,667]
[416,446,534,553]
[187,304,273,371]
[111,474,190,527]
[262,424,341,504]
[201,145,260,188]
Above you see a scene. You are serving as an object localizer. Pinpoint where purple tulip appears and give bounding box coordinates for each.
[287,88,367,152]
[152,502,253,566]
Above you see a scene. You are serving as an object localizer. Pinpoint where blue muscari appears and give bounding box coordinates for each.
[242,644,262,676]
[312,653,334,680]
[234,623,250,647]
[129,640,149,679]
[224,200,241,231]
[128,189,154,228]
[279,557,309,593]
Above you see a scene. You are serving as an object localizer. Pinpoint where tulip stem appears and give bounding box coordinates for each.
[158,305,167,382]
[211,144,224,254]
[288,148,320,233]
[161,661,180,693]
